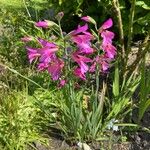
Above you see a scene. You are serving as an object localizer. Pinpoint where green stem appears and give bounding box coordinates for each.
[95,27,100,103]
[58,21,64,39]
[58,21,74,101]
[112,0,125,59]
[22,0,31,18]
[127,0,136,49]
[126,0,136,63]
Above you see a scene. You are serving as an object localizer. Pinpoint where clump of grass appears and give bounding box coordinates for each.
[0,0,23,9]
[0,87,47,149]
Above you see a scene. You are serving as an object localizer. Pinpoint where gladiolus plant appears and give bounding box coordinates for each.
[22,13,118,142]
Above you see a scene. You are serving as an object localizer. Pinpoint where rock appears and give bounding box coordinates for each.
[78,142,92,150]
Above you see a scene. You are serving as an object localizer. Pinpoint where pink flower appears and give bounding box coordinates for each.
[48,58,64,80]
[99,18,117,59]
[71,52,92,74]
[72,34,94,54]
[34,38,59,67]
[74,67,86,80]
[21,36,32,42]
[101,43,116,59]
[26,37,59,71]
[70,24,94,54]
[35,20,49,28]
[72,52,92,80]
[89,55,110,72]
[26,46,40,63]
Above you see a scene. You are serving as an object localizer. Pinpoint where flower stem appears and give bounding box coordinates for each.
[95,27,100,103]
[58,21,64,39]
[58,21,74,101]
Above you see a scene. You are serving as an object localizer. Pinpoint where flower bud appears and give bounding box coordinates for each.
[55,12,64,21]
[81,16,96,25]
[35,20,59,28]
[21,36,33,42]
[35,20,49,28]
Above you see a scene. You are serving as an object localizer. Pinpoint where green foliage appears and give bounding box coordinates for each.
[0,0,23,8]
[49,0,150,36]
[107,63,140,122]
[56,85,105,141]
[0,89,47,149]
[0,7,30,68]
[49,61,142,142]
[138,56,150,122]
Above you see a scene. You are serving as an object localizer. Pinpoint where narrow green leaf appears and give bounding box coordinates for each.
[139,99,150,121]
[113,61,119,97]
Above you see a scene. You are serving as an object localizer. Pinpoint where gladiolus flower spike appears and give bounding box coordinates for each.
[24,16,116,86]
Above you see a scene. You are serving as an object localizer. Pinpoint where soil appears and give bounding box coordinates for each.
[32,108,150,150]
[130,108,150,150]
[32,132,150,150]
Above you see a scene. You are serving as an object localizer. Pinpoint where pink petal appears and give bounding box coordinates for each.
[78,43,94,54]
[81,16,90,22]
[26,46,40,63]
[39,47,58,63]
[80,61,88,74]
[77,55,92,63]
[101,18,113,30]
[101,61,109,71]
[38,38,57,48]
[101,30,115,43]
[102,43,116,59]
[37,62,49,71]
[70,24,88,35]
[89,62,96,72]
